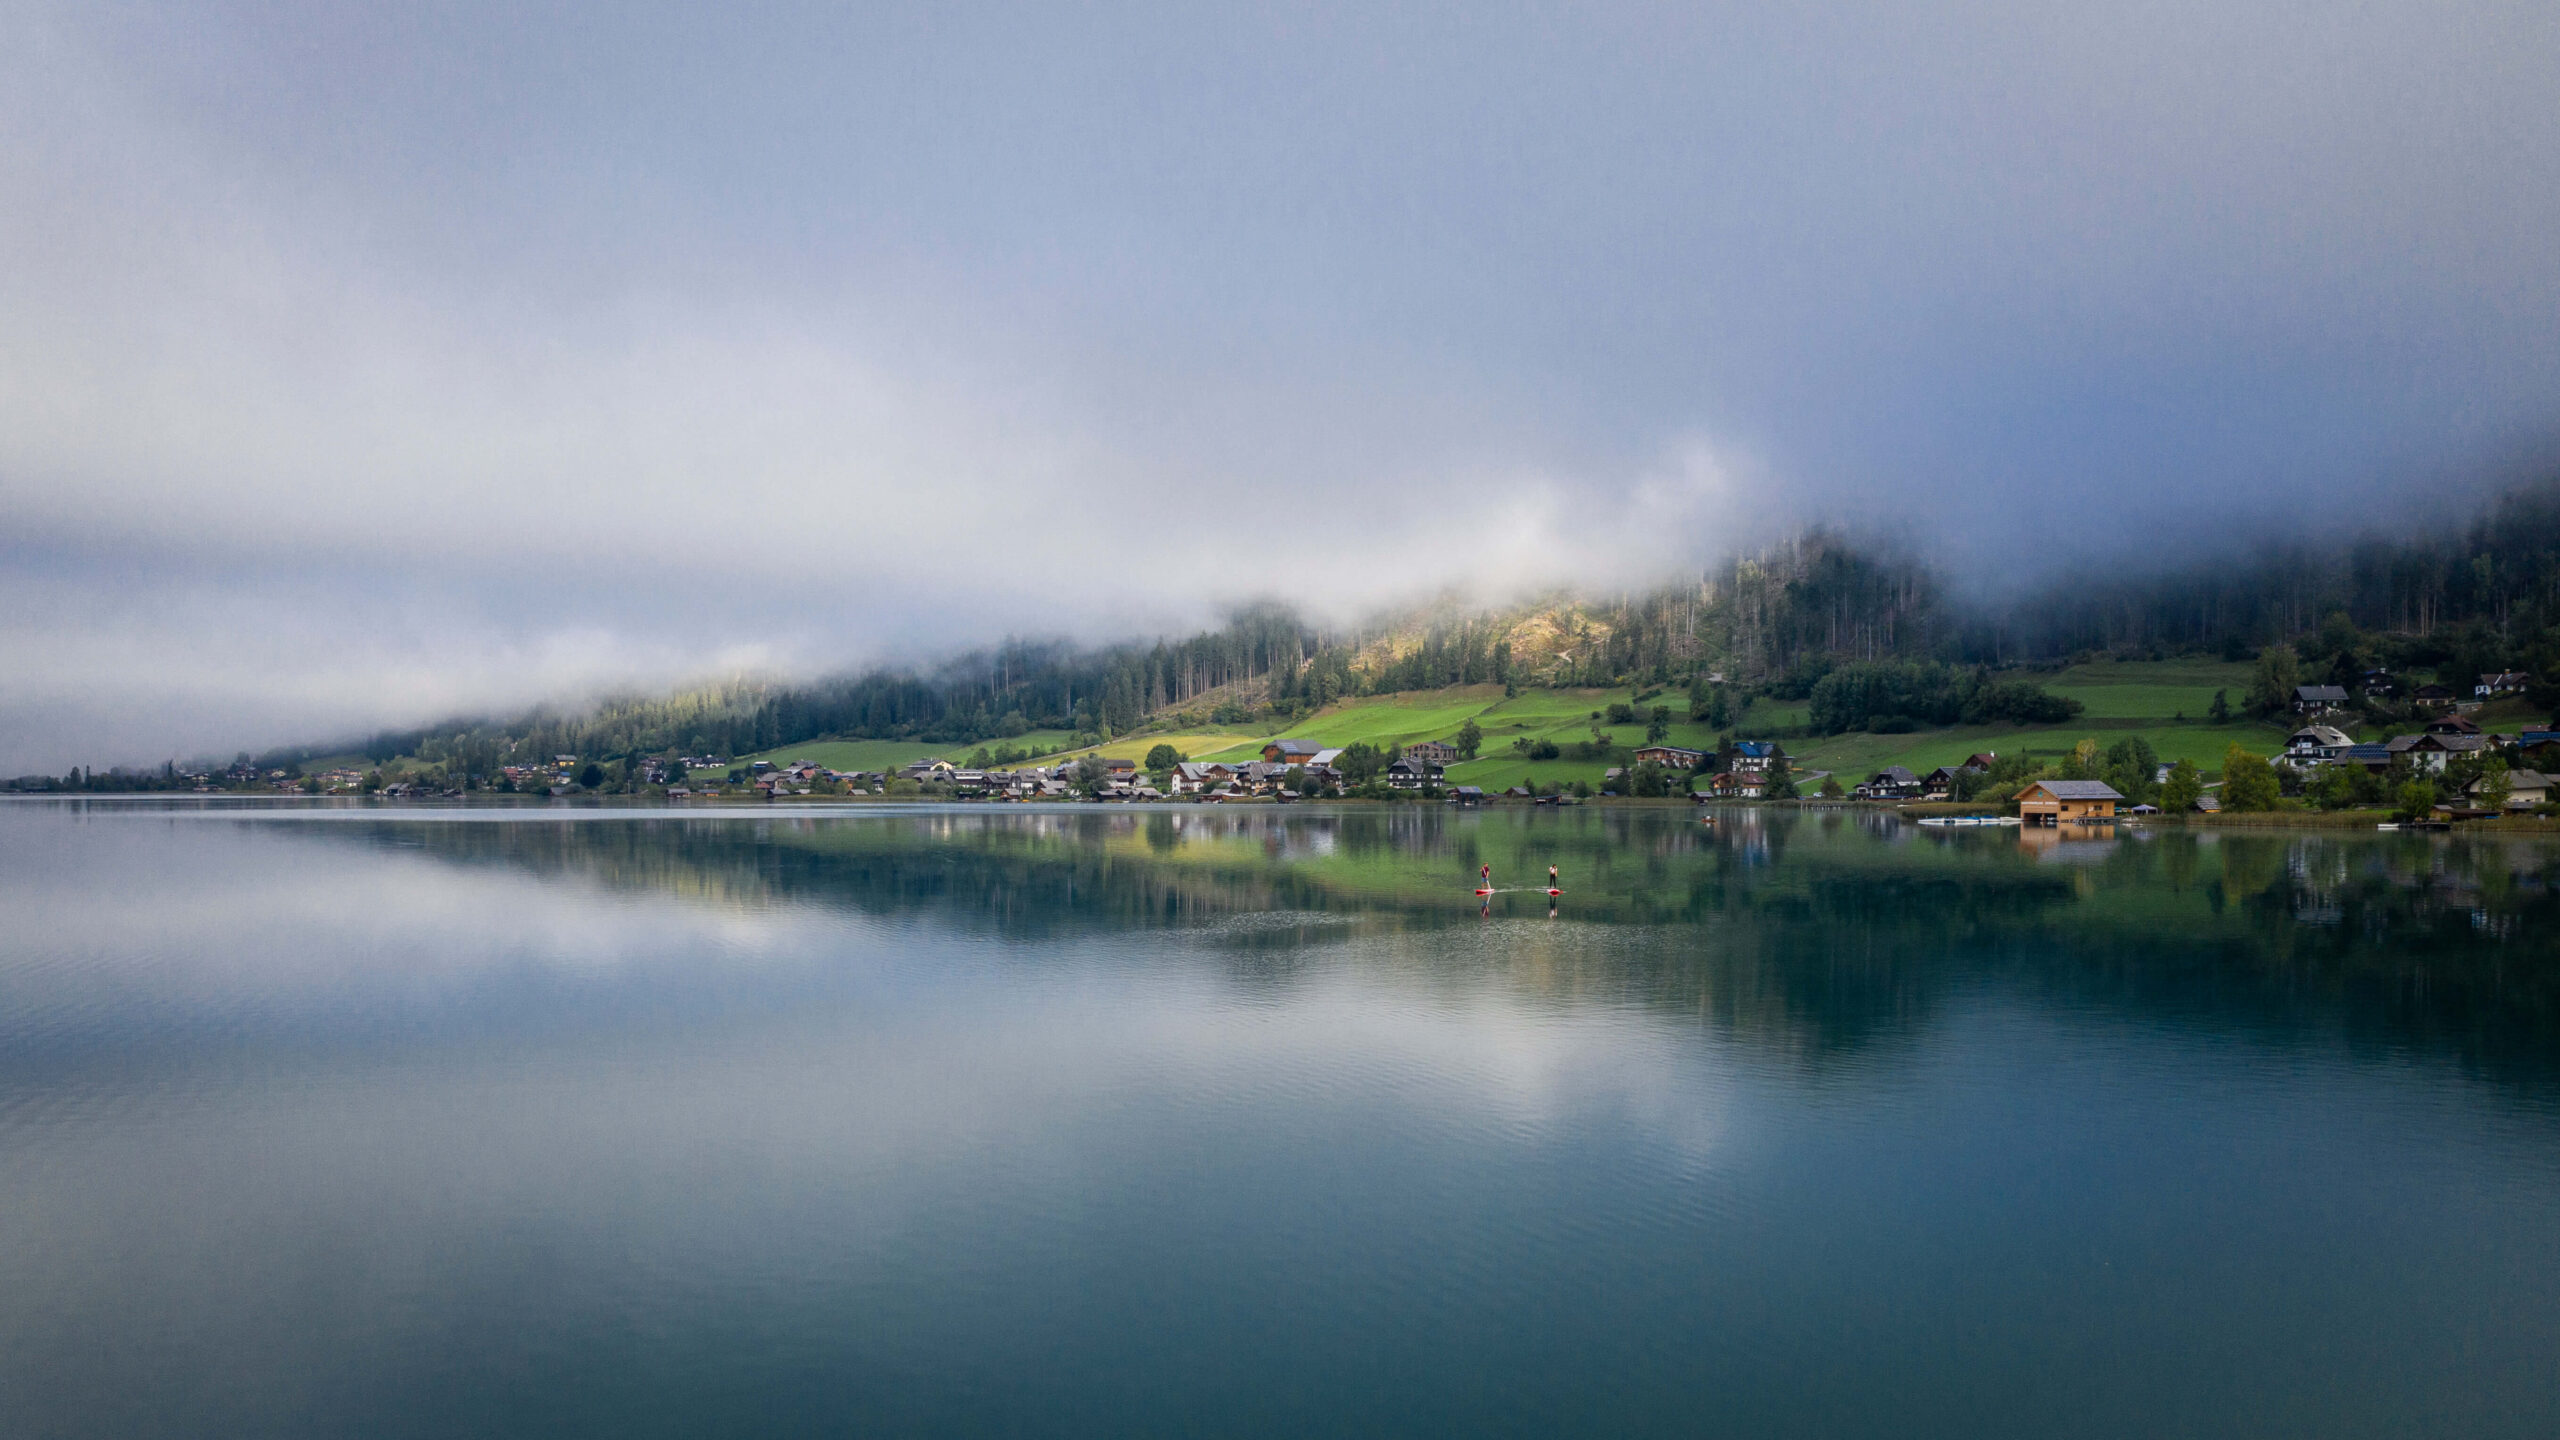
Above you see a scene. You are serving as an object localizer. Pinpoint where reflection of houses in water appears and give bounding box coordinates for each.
[2286,840,2352,926]
[2015,824,2119,863]
[1713,807,1775,868]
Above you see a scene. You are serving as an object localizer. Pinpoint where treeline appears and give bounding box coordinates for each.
[1979,477,2560,664]
[204,606,1332,782]
[1802,661,2084,735]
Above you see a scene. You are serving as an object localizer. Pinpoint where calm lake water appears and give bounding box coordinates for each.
[5,798,2560,1437]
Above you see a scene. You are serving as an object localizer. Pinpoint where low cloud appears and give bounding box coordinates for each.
[4,2,2558,768]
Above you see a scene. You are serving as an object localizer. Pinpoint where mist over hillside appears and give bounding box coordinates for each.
[33,468,2560,786]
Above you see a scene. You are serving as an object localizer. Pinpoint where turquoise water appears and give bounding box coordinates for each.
[3,799,2559,1437]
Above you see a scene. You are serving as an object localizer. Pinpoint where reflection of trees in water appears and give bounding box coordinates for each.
[313,810,2560,1086]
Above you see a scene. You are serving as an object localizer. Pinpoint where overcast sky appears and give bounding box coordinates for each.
[5,1,2559,769]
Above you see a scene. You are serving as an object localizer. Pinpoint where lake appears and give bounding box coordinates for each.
[4,798,2559,1437]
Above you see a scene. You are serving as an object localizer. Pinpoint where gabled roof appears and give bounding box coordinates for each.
[1870,766,1919,783]
[2295,684,2350,702]
[2019,779,2125,801]
[1734,740,1781,757]
[1266,738,1323,756]
[2290,725,2353,747]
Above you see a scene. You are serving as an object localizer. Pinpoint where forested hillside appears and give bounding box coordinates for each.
[84,470,2560,782]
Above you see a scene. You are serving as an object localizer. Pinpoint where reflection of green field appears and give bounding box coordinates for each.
[710,804,2556,954]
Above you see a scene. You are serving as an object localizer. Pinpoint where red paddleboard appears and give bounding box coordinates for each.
[1475,888,1494,896]
[1547,888,1562,896]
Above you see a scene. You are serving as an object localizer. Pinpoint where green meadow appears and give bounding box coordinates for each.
[2041,658,2258,720]
[740,661,2350,792]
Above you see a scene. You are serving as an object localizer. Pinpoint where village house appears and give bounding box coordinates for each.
[1633,745,1705,770]
[2389,732,2490,773]
[2473,769,2554,810]
[1403,740,1457,767]
[1263,739,1324,765]
[2359,669,2396,698]
[2424,713,2481,736]
[1855,766,1922,800]
[2412,683,2456,708]
[1706,770,1764,800]
[1921,766,1970,800]
[2016,778,2124,825]
[2516,731,2560,772]
[2293,684,2350,713]
[1384,755,1445,791]
[1730,740,1787,774]
[2477,671,2532,698]
[2285,725,2355,764]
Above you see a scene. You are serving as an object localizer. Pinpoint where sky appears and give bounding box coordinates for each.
[5,1,2559,770]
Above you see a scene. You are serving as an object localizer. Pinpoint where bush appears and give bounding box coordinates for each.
[2220,745,2280,812]
[2392,779,2438,823]
[2160,760,2203,812]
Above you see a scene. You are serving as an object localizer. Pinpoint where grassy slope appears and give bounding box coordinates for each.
[750,661,2352,790]
[1786,661,2283,780]
[1786,723,2281,781]
[2042,658,2259,719]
